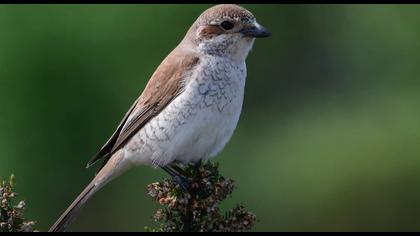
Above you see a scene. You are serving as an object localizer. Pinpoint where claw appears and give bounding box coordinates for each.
[173,176,192,192]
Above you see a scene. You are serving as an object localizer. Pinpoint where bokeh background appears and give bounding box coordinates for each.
[1,4,420,232]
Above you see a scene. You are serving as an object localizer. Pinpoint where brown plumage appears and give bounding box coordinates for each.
[49,4,270,232]
[87,51,200,172]
[49,51,200,232]
[196,4,254,25]
[86,4,254,173]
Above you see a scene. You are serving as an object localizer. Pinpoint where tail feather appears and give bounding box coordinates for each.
[49,149,128,232]
[49,181,98,232]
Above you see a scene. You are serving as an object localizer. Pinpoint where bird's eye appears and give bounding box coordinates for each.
[220,21,234,30]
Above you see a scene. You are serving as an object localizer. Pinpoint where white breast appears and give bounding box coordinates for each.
[124,56,247,167]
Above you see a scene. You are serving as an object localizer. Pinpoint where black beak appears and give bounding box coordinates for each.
[240,23,271,38]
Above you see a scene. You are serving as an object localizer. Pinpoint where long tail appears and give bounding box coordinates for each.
[48,180,98,232]
[49,150,129,232]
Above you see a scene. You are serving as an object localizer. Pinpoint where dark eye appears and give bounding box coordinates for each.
[220,21,234,30]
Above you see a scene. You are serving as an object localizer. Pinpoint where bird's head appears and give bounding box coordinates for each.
[182,4,271,62]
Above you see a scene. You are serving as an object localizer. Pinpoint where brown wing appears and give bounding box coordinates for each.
[87,49,200,172]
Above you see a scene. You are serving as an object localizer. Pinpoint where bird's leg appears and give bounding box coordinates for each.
[193,160,202,174]
[169,163,188,177]
[161,166,178,178]
[187,160,201,182]
[161,165,191,192]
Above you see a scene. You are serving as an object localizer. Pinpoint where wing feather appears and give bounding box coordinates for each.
[86,49,200,172]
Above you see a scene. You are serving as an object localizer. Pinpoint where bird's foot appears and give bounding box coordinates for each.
[162,161,203,192]
[193,160,202,174]
[173,175,192,192]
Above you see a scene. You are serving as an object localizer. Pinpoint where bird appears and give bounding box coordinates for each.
[49,4,270,232]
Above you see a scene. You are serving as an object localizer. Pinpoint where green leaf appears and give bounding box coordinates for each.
[9,174,15,188]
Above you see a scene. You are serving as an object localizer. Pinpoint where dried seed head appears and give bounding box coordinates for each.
[0,175,36,232]
[146,162,256,232]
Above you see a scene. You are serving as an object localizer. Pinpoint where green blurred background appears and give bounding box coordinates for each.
[1,4,420,232]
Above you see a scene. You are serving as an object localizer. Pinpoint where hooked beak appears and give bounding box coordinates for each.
[240,22,271,38]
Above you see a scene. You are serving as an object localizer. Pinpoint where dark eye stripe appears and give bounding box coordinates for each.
[220,21,234,30]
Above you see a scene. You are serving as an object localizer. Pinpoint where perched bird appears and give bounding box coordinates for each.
[49,4,270,232]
